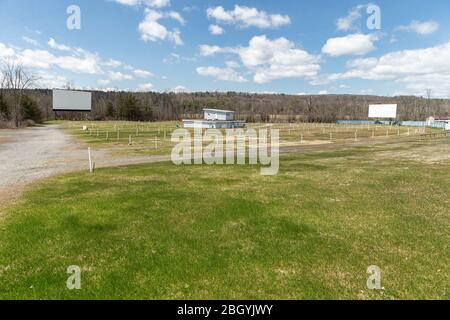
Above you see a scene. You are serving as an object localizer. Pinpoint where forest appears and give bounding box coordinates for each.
[1,88,449,127]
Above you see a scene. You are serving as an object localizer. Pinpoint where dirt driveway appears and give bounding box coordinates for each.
[0,125,165,204]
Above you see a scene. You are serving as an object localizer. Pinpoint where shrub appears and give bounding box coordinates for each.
[21,95,42,123]
[0,92,10,120]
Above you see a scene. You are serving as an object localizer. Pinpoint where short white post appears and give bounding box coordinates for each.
[88,147,94,173]
[106,131,109,141]
[300,134,304,144]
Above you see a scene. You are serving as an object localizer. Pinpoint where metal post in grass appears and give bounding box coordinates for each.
[129,135,132,146]
[106,131,109,141]
[301,133,304,144]
[330,132,333,141]
[386,130,389,137]
[354,131,358,142]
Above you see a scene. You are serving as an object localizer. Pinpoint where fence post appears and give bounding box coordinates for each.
[88,147,94,173]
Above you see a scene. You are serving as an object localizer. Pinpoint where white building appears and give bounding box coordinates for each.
[204,109,235,121]
[427,116,450,130]
[183,108,246,129]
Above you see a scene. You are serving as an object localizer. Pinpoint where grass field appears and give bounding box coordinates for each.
[61,121,441,157]
[0,133,449,299]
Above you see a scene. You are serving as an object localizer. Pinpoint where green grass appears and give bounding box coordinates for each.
[0,138,449,299]
[57,120,442,158]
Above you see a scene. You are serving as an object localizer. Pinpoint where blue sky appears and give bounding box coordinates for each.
[0,0,449,97]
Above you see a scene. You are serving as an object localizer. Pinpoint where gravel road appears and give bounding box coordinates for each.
[0,125,165,200]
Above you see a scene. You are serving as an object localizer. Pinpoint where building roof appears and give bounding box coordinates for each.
[203,108,235,113]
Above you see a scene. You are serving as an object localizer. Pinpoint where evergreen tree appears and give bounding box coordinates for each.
[0,92,10,120]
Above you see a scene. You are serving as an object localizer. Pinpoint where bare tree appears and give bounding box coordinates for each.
[1,59,39,127]
[425,88,433,116]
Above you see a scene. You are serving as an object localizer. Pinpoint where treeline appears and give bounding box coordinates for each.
[1,89,450,127]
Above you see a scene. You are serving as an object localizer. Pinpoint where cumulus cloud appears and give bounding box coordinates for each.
[108,71,133,81]
[138,9,184,45]
[199,44,237,57]
[336,4,367,31]
[396,20,439,35]
[1,38,158,90]
[322,33,378,57]
[206,5,290,29]
[196,66,247,83]
[113,0,170,8]
[137,82,155,91]
[133,68,154,78]
[171,85,189,93]
[198,35,320,84]
[0,42,16,59]
[239,36,320,83]
[48,38,73,51]
[209,24,225,35]
[314,41,450,96]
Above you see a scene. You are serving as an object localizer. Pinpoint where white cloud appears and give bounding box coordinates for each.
[113,0,170,8]
[316,41,450,97]
[238,35,320,83]
[199,35,320,84]
[138,9,184,45]
[108,71,133,81]
[138,82,155,91]
[103,59,122,68]
[196,66,248,83]
[207,5,291,29]
[336,4,367,31]
[22,36,39,46]
[225,61,240,69]
[171,85,189,93]
[322,33,378,57]
[0,42,15,59]
[35,71,68,89]
[133,68,154,78]
[98,79,111,86]
[48,38,72,51]
[209,24,225,35]
[163,53,196,64]
[199,44,237,57]
[396,20,439,35]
